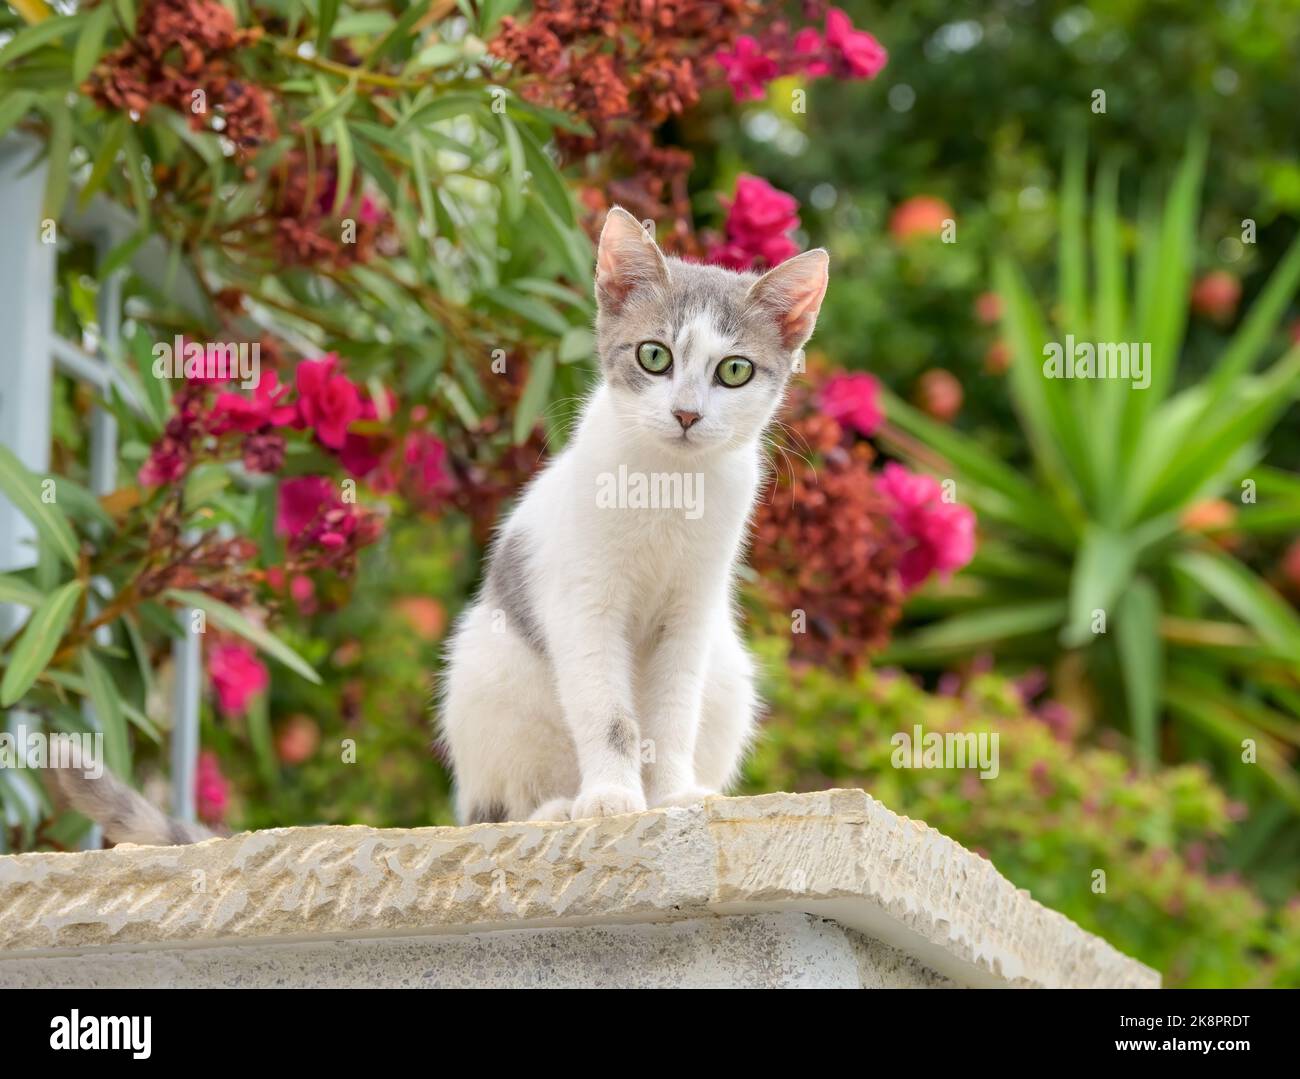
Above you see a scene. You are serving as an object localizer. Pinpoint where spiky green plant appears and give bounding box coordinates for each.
[881,137,1300,826]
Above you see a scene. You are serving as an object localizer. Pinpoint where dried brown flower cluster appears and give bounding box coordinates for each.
[748,380,905,669]
[89,0,277,150]
[490,0,763,246]
[267,143,389,268]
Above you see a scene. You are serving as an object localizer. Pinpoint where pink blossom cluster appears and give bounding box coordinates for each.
[715,7,887,102]
[818,372,883,437]
[195,749,231,823]
[876,462,977,592]
[208,640,269,717]
[814,371,976,593]
[708,174,802,270]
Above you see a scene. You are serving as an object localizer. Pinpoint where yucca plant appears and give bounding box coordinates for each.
[879,136,1300,825]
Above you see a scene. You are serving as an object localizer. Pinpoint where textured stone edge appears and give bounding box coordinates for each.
[0,788,1159,988]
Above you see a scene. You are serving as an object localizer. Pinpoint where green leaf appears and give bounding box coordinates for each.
[0,443,79,567]
[482,286,569,336]
[42,100,71,220]
[49,477,115,531]
[1063,525,1136,646]
[513,348,555,444]
[0,574,44,608]
[1174,549,1300,661]
[887,600,1067,655]
[1200,227,1300,408]
[316,0,341,52]
[77,112,129,209]
[498,112,526,222]
[364,0,432,69]
[399,92,483,135]
[165,589,321,684]
[121,130,151,228]
[1058,135,1088,335]
[303,87,356,131]
[996,256,1091,511]
[80,650,129,776]
[1138,347,1300,517]
[1116,577,1163,766]
[0,581,84,707]
[558,326,594,363]
[331,118,355,217]
[0,90,35,141]
[183,463,230,509]
[113,0,137,33]
[73,3,114,85]
[514,119,575,226]
[0,11,88,67]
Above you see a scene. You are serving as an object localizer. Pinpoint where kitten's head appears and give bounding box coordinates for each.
[593,206,828,457]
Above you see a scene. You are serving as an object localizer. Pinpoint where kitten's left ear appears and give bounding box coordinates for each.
[746,248,830,351]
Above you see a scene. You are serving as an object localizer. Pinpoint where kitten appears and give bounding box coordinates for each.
[48,207,828,843]
[438,207,828,823]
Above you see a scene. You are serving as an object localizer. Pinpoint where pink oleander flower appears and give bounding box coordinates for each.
[708,174,802,271]
[294,355,362,449]
[195,750,231,824]
[276,475,336,538]
[819,372,884,437]
[210,371,296,435]
[792,27,831,77]
[336,393,395,478]
[404,431,455,505]
[825,8,888,79]
[358,194,384,226]
[276,474,383,555]
[207,641,269,717]
[716,35,779,101]
[877,462,976,591]
[138,440,187,486]
[290,573,316,615]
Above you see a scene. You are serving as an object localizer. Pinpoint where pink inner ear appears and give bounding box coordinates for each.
[767,262,827,347]
[596,218,665,309]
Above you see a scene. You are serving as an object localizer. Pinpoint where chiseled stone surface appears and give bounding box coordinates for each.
[0,789,1159,988]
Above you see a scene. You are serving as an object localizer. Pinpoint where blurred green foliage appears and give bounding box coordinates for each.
[744,636,1300,988]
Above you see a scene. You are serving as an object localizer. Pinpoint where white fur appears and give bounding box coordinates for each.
[438,381,761,823]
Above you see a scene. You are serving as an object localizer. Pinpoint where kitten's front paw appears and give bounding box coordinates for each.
[571,785,646,819]
[650,787,719,810]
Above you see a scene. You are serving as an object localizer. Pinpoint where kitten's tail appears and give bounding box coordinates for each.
[47,760,214,847]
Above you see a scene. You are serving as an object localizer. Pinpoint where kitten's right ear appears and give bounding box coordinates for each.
[595,207,669,313]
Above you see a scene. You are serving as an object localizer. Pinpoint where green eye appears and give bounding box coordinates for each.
[716,356,754,387]
[636,341,672,374]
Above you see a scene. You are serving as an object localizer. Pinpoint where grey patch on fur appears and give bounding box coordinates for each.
[610,354,653,392]
[468,801,507,824]
[607,710,638,757]
[486,529,546,653]
[666,261,754,342]
[49,761,215,847]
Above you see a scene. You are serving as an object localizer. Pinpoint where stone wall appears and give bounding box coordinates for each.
[0,789,1159,988]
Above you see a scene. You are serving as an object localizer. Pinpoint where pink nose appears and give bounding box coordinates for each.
[673,409,701,430]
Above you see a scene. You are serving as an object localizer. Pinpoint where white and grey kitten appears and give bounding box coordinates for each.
[438,207,829,823]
